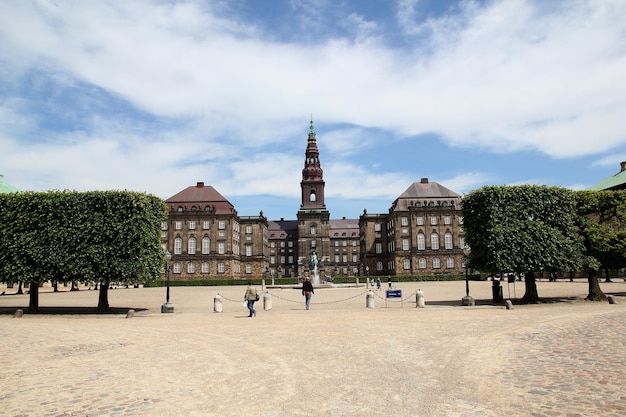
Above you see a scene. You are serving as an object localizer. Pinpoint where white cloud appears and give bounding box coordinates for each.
[0,0,625,207]
[1,0,623,160]
[324,161,410,199]
[439,171,493,195]
[592,154,626,169]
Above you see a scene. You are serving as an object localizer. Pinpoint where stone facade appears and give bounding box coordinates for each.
[360,178,466,277]
[162,182,268,281]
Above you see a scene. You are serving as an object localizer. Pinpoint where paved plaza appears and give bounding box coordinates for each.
[1,279,625,417]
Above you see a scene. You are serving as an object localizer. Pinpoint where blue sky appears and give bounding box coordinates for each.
[1,0,625,220]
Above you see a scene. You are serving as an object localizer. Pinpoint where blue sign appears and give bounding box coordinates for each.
[386,289,402,298]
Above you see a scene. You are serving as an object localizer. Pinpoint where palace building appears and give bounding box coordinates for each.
[162,121,466,281]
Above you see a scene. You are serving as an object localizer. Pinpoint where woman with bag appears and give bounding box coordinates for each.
[244,281,258,317]
[302,276,314,310]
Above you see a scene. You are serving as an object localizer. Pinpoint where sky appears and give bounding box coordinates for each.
[1,0,625,221]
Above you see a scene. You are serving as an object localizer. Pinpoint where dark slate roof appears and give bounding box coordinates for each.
[390,178,461,212]
[329,218,359,238]
[268,219,298,239]
[589,162,626,191]
[165,182,235,214]
[398,179,460,199]
[0,175,19,194]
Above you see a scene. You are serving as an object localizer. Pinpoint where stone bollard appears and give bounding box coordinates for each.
[505,300,514,310]
[607,295,617,304]
[416,289,425,308]
[366,291,375,309]
[13,309,24,318]
[214,293,223,313]
[126,309,135,318]
[263,292,272,311]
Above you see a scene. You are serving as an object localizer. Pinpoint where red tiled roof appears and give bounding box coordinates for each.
[165,182,235,214]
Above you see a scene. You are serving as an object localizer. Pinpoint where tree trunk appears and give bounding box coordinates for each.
[17,281,23,295]
[586,269,607,301]
[521,271,540,303]
[97,280,110,311]
[604,268,612,282]
[28,282,39,312]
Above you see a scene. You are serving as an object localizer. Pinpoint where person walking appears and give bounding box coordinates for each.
[376,277,381,290]
[302,276,314,310]
[244,281,258,317]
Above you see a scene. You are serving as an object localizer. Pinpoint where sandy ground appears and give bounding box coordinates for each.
[1,279,625,417]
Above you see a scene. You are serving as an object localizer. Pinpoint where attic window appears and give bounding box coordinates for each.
[310,190,316,202]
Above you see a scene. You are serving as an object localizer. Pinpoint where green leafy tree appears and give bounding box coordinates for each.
[461,185,584,303]
[575,190,626,301]
[0,191,167,311]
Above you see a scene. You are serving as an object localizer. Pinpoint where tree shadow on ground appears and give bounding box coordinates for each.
[424,296,584,307]
[0,306,148,315]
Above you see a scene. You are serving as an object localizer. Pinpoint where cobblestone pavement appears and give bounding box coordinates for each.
[0,281,625,417]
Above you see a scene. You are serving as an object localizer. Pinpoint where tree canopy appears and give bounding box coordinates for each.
[0,190,167,311]
[461,185,584,303]
[575,189,626,300]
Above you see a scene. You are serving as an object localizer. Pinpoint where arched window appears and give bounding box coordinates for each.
[432,258,441,269]
[418,258,427,269]
[376,261,383,271]
[187,262,195,273]
[174,237,183,255]
[310,190,316,202]
[188,236,196,255]
[202,237,210,254]
[431,233,439,250]
[403,259,411,270]
[201,262,209,273]
[417,233,425,250]
[444,232,453,249]
[446,256,455,268]
[173,262,182,273]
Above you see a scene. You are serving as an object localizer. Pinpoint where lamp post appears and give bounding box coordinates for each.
[161,251,173,313]
[461,245,475,306]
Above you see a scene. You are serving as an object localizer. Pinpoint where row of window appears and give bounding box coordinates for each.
[171,261,258,274]
[172,261,222,274]
[403,256,457,269]
[375,234,466,253]
[374,215,463,231]
[163,220,230,231]
[173,237,253,256]
[371,256,458,272]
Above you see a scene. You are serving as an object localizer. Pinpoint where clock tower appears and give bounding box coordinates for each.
[297,119,330,278]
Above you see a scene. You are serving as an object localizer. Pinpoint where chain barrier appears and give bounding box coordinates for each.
[267,289,371,305]
[217,293,246,303]
[216,289,416,306]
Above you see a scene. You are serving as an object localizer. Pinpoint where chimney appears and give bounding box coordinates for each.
[196,182,204,187]
[420,178,429,184]
[621,161,626,172]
